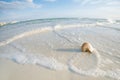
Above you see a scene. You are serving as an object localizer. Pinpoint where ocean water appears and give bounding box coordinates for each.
[0,18,120,80]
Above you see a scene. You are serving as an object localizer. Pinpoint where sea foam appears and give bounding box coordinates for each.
[0,18,120,79]
[0,27,52,46]
[0,21,118,47]
[68,51,120,80]
[0,23,97,47]
[0,53,67,70]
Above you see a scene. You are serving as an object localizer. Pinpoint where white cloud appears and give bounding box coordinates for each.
[25,0,33,3]
[17,0,33,3]
[0,0,41,10]
[44,0,56,2]
[72,0,120,19]
[74,0,91,5]
[73,0,120,6]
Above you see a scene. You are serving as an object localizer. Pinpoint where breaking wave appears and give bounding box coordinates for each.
[0,23,102,46]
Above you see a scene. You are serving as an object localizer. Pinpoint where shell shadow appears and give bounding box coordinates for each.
[54,48,81,53]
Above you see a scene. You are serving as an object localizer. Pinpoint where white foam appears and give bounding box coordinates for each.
[69,61,120,79]
[107,19,116,24]
[54,23,98,30]
[0,22,7,26]
[96,22,106,26]
[0,27,52,46]
[0,21,18,26]
[0,23,99,47]
[0,53,67,70]
[68,51,120,80]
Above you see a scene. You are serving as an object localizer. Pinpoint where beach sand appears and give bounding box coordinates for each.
[0,58,108,80]
[0,19,120,80]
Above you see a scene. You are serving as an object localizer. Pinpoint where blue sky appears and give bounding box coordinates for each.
[0,0,120,22]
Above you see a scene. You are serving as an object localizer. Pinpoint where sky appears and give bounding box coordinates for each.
[0,0,120,22]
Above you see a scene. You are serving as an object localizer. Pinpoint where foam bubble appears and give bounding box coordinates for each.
[107,19,116,24]
[0,23,98,47]
[0,53,67,70]
[68,51,120,80]
[54,23,98,30]
[69,61,120,79]
[0,21,18,26]
[0,27,52,46]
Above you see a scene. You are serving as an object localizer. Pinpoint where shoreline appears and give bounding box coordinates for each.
[0,19,120,80]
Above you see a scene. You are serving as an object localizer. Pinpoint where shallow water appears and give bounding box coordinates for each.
[0,18,120,80]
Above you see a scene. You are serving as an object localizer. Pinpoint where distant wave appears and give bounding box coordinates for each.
[0,22,104,47]
[1,18,120,27]
[0,20,120,47]
[17,18,120,25]
[0,21,18,27]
